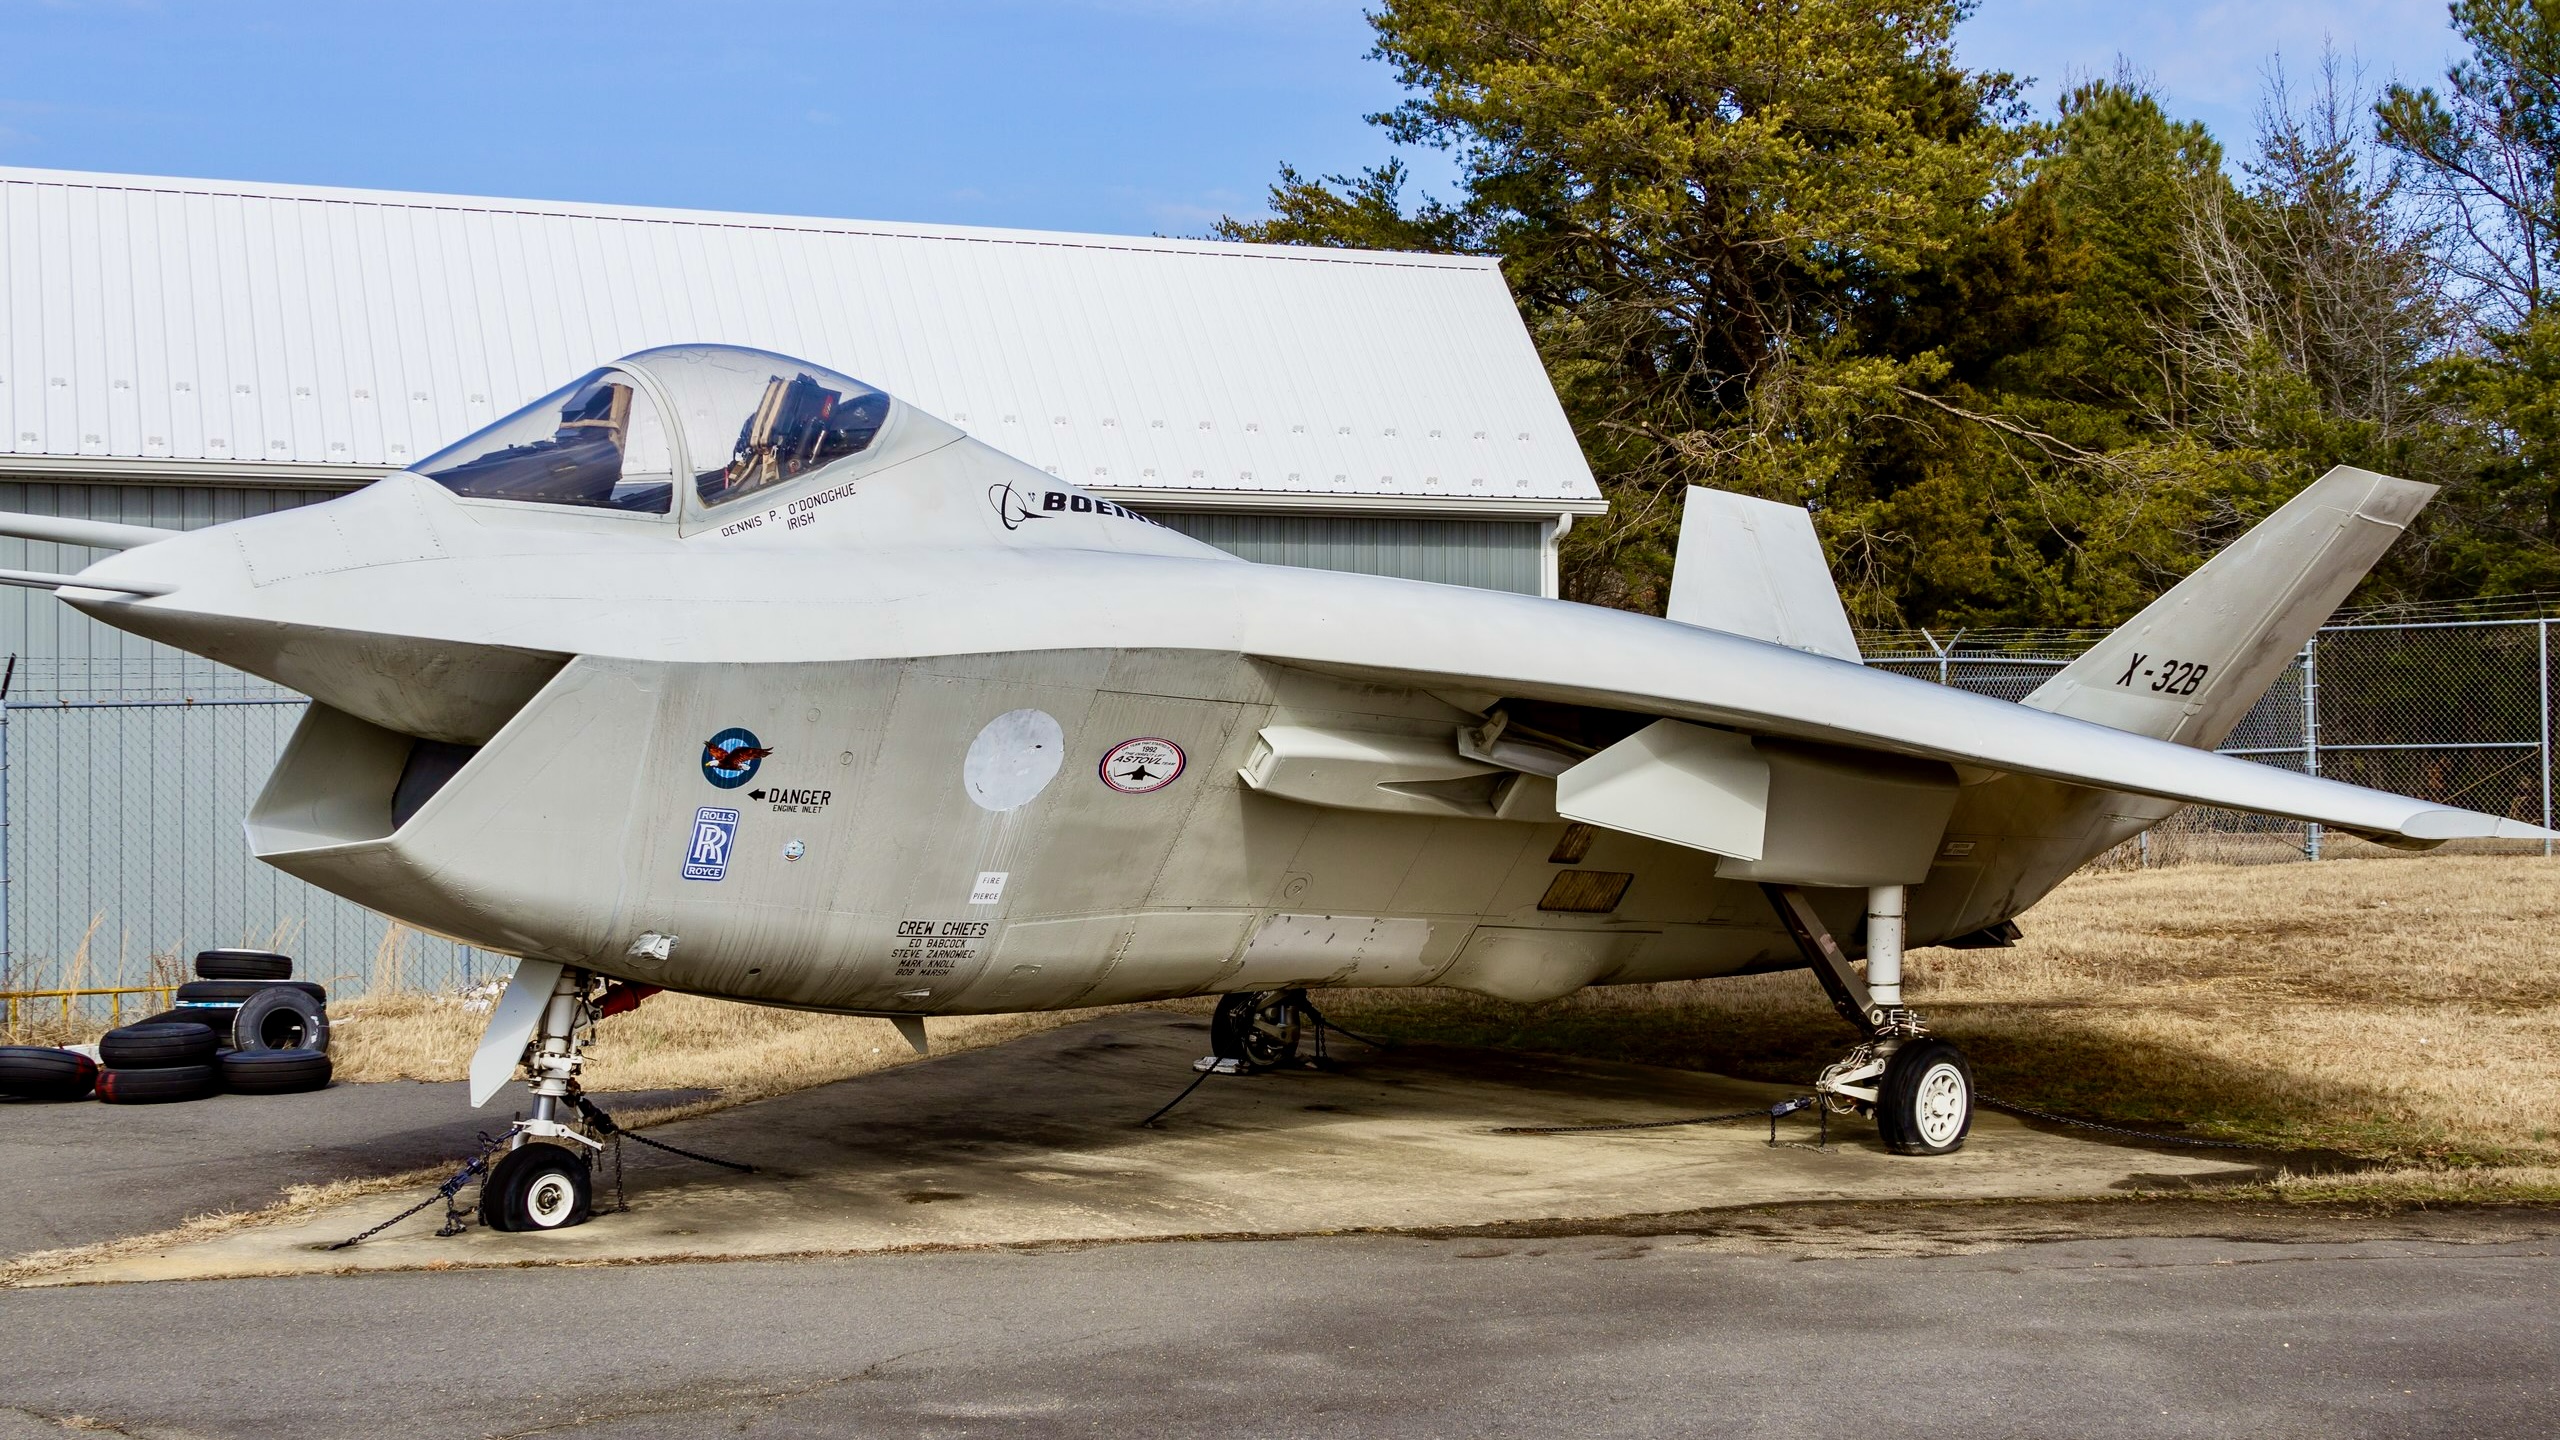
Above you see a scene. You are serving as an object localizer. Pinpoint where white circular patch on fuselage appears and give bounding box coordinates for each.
[963,708,1066,812]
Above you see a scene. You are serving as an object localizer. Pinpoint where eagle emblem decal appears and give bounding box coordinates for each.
[701,728,774,789]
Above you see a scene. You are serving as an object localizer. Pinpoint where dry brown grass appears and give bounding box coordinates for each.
[1325,854,2560,1173]
[330,990,1173,1104]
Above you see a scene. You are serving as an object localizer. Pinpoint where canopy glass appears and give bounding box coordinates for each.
[415,345,894,515]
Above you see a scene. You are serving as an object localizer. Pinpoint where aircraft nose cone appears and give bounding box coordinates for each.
[61,515,238,605]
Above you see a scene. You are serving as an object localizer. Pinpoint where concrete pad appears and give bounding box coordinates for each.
[41,1011,2265,1285]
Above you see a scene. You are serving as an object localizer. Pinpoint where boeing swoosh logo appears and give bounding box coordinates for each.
[988,482,1051,531]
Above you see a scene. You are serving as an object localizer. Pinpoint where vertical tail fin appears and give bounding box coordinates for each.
[2022,466,2435,747]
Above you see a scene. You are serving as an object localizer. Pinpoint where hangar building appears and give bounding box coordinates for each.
[0,166,1604,995]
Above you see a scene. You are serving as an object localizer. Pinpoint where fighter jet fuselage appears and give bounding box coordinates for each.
[35,345,2545,1022]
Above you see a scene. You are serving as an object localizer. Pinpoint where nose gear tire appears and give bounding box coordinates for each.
[1875,1039,1974,1156]
[483,1142,594,1232]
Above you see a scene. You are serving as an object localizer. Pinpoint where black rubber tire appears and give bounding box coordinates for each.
[1209,989,1304,1072]
[0,1045,99,1101]
[99,1021,220,1068]
[193,948,293,978]
[175,979,326,1005]
[218,1047,332,1094]
[95,1063,218,1104]
[1876,1038,1974,1156]
[483,1142,593,1233]
[165,1003,242,1046]
[228,986,330,1055]
[194,948,293,981]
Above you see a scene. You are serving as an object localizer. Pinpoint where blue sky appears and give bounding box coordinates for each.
[0,1,2473,237]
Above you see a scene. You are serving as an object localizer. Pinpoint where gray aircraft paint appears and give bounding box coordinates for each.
[8,345,2544,1032]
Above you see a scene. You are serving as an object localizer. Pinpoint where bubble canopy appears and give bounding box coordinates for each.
[414,345,895,515]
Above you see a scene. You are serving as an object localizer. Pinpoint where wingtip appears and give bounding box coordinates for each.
[2401,808,2560,843]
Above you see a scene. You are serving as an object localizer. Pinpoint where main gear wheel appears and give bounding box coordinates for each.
[1209,989,1307,1072]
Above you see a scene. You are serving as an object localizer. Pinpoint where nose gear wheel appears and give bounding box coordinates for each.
[483,1140,593,1232]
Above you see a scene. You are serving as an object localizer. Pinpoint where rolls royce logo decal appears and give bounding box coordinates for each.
[683,807,740,881]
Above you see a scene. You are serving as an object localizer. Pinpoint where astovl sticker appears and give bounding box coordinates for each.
[1099,737,1185,794]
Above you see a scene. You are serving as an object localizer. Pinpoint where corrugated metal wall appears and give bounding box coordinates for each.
[0,168,1601,512]
[0,479,345,696]
[0,478,501,999]
[1147,511,1545,596]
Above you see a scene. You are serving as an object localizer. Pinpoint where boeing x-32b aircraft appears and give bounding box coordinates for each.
[6,344,2541,1230]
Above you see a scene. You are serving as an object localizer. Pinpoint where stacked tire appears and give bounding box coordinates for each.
[95,1020,222,1103]
[0,1044,99,1102]
[101,949,333,1102]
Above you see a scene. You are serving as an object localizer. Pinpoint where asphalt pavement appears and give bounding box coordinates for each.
[3,1229,2555,1438]
[7,1021,2555,1438]
[0,1081,706,1256]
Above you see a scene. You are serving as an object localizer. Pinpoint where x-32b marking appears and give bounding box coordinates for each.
[2115,652,2211,696]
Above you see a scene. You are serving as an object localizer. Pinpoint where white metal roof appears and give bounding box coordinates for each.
[0,167,1602,515]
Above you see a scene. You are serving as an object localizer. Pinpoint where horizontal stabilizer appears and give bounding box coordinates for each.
[1665,488,1861,661]
[0,512,181,551]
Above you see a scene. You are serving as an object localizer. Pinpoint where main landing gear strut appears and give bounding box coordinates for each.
[1763,884,1975,1155]
[1206,988,1312,1073]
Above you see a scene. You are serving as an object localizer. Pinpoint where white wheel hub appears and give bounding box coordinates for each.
[524,1171,579,1228]
[1911,1062,1969,1148]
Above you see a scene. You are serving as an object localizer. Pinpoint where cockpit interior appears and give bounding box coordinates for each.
[413,345,893,516]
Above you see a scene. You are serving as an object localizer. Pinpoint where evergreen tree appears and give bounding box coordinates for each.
[1219,0,2026,616]
[1225,1,2560,624]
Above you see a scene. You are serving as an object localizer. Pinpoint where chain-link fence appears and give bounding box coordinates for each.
[0,655,499,1026]
[1864,606,2558,867]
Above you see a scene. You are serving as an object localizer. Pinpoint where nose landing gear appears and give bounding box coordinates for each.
[480,965,622,1231]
